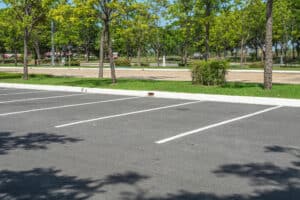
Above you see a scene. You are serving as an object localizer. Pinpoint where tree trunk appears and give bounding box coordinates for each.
[98,28,105,78]
[264,0,273,90]
[204,22,210,61]
[14,49,18,66]
[217,50,221,58]
[283,44,287,62]
[106,24,117,83]
[280,45,284,65]
[223,50,227,58]
[126,40,131,59]
[184,48,188,67]
[292,42,295,59]
[51,20,55,66]
[204,2,211,61]
[157,49,160,67]
[255,46,258,61]
[85,45,90,62]
[274,42,278,57]
[23,28,29,80]
[296,42,300,58]
[244,47,248,63]
[137,45,141,67]
[33,40,41,66]
[240,38,244,66]
[261,47,265,63]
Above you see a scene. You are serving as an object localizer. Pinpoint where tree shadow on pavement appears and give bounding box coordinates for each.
[0,131,82,155]
[119,145,300,200]
[0,168,149,200]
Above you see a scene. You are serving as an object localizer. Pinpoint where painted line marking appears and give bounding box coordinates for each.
[0,96,141,117]
[55,100,202,128]
[0,88,18,91]
[0,93,85,104]
[156,105,283,144]
[0,91,47,96]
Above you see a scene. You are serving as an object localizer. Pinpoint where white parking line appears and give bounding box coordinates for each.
[0,91,47,96]
[0,93,85,104]
[55,101,202,128]
[0,96,141,116]
[156,105,283,144]
[0,88,18,91]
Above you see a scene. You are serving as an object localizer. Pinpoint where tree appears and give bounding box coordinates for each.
[92,0,126,83]
[0,8,23,65]
[196,0,229,61]
[245,0,266,62]
[168,0,196,66]
[2,0,55,80]
[127,3,152,67]
[210,9,240,58]
[50,0,98,64]
[113,1,153,66]
[273,0,292,64]
[264,0,273,90]
[290,0,300,58]
[146,0,168,66]
[73,0,98,63]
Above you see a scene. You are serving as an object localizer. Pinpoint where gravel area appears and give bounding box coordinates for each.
[1,67,300,84]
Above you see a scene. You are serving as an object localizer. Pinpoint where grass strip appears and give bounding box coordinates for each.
[1,72,300,99]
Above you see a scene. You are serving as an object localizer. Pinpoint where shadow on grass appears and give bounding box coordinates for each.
[30,74,56,78]
[59,78,159,88]
[222,82,264,89]
[0,73,56,80]
[0,132,82,155]
[0,73,22,79]
[0,72,291,90]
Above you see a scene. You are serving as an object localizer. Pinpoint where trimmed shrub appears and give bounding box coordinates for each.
[64,60,80,66]
[115,58,131,66]
[141,62,149,67]
[71,60,80,66]
[192,60,228,86]
[166,56,181,62]
[39,58,51,64]
[2,59,16,64]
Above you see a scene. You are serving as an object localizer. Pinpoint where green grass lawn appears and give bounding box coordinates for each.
[1,72,300,99]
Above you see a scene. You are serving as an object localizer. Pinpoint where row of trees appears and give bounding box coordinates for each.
[0,0,299,87]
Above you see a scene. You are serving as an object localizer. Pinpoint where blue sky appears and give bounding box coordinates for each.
[0,2,6,8]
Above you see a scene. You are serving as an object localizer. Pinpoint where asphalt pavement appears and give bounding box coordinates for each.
[0,87,299,200]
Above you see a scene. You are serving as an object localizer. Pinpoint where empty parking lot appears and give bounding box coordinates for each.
[0,87,299,200]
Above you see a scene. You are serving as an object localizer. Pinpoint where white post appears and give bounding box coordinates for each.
[162,55,166,67]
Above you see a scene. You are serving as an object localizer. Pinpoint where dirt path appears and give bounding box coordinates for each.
[1,67,300,84]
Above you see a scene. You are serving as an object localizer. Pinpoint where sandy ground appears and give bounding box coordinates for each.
[1,67,300,84]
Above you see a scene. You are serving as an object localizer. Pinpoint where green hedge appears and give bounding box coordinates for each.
[64,60,80,66]
[192,60,228,86]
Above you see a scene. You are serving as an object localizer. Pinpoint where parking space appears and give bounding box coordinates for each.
[0,87,299,200]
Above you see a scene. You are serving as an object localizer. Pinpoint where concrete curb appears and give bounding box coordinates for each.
[0,82,300,107]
